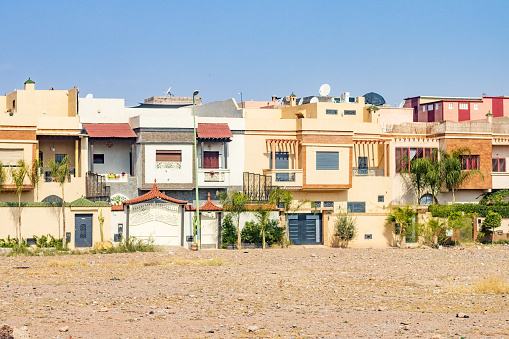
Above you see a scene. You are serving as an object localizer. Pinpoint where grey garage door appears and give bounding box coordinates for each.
[75,214,93,247]
[288,213,322,245]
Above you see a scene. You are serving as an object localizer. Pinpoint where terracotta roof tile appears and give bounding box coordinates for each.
[197,123,232,139]
[111,204,124,211]
[185,193,223,211]
[83,123,137,138]
[123,181,188,205]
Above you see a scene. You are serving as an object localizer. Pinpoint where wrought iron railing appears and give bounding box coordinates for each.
[275,172,296,182]
[86,172,111,202]
[243,172,272,202]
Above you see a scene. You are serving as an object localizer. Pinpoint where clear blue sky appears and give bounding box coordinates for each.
[1,0,508,107]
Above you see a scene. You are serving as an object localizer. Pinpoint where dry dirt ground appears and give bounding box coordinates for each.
[1,246,509,339]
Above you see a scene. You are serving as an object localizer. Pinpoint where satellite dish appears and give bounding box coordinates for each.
[398,100,405,108]
[85,93,93,99]
[310,97,319,104]
[319,84,331,96]
[166,86,172,96]
[298,98,303,105]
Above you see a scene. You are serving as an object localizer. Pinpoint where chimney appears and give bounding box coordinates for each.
[24,77,35,91]
[289,92,297,107]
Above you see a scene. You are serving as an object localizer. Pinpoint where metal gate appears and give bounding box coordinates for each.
[75,214,93,247]
[288,213,322,245]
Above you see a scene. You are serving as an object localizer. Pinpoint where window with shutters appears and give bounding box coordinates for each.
[203,151,219,169]
[156,150,182,169]
[316,151,339,170]
[395,147,437,173]
[269,152,289,169]
[326,109,338,115]
[0,149,23,167]
[448,103,453,109]
[323,201,334,208]
[459,103,468,110]
[347,202,366,213]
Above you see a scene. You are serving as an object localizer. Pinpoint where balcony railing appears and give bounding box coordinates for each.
[263,169,303,188]
[275,172,296,182]
[352,168,384,176]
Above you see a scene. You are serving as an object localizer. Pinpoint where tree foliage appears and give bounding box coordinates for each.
[218,191,250,249]
[386,205,417,247]
[220,213,238,249]
[48,155,71,249]
[11,160,28,245]
[334,210,357,247]
[483,210,502,244]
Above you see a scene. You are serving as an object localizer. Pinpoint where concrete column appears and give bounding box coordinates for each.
[295,142,299,169]
[90,140,94,173]
[385,142,389,177]
[200,141,204,168]
[223,142,228,169]
[75,139,79,177]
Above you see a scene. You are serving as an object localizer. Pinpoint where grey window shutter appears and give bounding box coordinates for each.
[316,152,339,170]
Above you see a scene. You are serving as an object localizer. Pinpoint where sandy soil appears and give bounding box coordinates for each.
[1,245,509,338]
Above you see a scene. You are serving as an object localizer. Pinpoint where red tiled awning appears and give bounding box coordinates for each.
[83,123,137,138]
[197,123,232,139]
[185,193,223,211]
[123,181,188,205]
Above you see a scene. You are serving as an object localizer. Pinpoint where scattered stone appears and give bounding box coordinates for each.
[237,294,245,301]
[59,326,69,332]
[403,325,410,330]
[431,335,442,339]
[456,313,469,318]
[206,330,214,333]
[149,311,154,315]
[247,325,259,333]
[0,324,13,339]
[98,308,109,312]
[310,253,317,257]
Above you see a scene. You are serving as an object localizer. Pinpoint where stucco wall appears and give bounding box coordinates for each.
[0,206,111,249]
[91,139,132,174]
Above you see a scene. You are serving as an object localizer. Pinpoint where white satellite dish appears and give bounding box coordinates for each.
[398,100,405,108]
[166,86,172,96]
[310,97,319,104]
[298,98,303,105]
[319,84,331,96]
[85,93,93,99]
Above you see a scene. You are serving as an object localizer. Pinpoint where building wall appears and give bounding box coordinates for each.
[324,214,394,247]
[91,138,132,174]
[304,146,350,187]
[144,144,193,185]
[0,206,111,249]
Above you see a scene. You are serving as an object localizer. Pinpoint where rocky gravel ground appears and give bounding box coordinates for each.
[1,245,509,338]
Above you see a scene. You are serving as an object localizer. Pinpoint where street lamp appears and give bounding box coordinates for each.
[238,92,243,109]
[192,90,201,250]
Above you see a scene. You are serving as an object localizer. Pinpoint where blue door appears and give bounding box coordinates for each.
[75,214,93,247]
[288,213,322,245]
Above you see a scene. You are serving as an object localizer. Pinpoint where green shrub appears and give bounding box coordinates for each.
[429,204,509,218]
[495,239,509,244]
[241,221,262,244]
[221,214,237,249]
[265,219,284,245]
[33,234,66,249]
[105,236,159,253]
[0,236,24,248]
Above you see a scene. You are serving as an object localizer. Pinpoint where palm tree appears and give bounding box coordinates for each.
[386,205,417,247]
[0,162,6,188]
[443,148,484,203]
[48,156,71,249]
[11,160,28,245]
[424,149,446,205]
[254,205,271,249]
[402,157,430,204]
[218,191,250,249]
[28,158,42,201]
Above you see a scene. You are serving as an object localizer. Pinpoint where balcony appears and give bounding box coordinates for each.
[263,169,303,189]
[198,168,230,187]
[352,168,385,176]
[100,172,130,183]
[492,172,509,189]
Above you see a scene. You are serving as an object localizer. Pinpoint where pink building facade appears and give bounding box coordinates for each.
[404,96,509,122]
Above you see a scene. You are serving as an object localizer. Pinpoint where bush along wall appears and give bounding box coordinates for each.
[429,204,509,218]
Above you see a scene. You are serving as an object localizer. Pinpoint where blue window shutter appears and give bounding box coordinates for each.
[316,152,339,170]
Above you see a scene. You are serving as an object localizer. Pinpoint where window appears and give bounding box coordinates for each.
[316,151,339,170]
[461,155,480,170]
[323,201,334,208]
[474,103,479,110]
[12,100,15,109]
[492,158,506,172]
[270,152,289,169]
[395,147,437,173]
[378,195,384,202]
[459,103,468,110]
[0,149,23,167]
[364,234,372,239]
[423,106,426,112]
[448,103,453,109]
[347,202,366,213]
[326,109,338,115]
[344,110,356,115]
[156,150,182,169]
[55,154,66,163]
[203,151,219,169]
[314,201,321,208]
[93,154,104,164]
[156,150,181,162]
[435,103,439,110]
[428,104,433,111]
